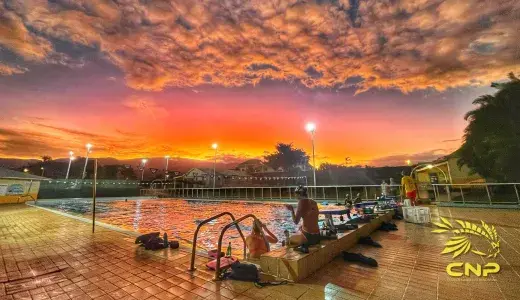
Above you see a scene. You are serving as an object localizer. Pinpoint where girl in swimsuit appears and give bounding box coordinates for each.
[245,220,278,258]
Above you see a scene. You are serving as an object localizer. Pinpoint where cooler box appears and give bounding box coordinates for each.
[403,207,431,224]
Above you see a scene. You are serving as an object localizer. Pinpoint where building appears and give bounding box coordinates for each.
[234,159,275,173]
[414,154,485,201]
[0,167,48,204]
[182,168,250,187]
[414,154,485,185]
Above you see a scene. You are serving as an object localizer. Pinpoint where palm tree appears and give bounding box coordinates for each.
[456,72,520,182]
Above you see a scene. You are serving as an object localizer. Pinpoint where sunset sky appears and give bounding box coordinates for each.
[1,0,518,166]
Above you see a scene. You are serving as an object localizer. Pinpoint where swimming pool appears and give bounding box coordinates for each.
[34,198,303,254]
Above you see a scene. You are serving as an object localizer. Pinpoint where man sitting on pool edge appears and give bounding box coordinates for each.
[285,185,322,253]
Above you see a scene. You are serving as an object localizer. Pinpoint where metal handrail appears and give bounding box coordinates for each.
[214,213,260,280]
[189,212,247,271]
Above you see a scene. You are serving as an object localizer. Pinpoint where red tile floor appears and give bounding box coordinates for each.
[1,204,519,299]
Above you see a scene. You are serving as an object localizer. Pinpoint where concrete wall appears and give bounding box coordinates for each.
[0,179,40,204]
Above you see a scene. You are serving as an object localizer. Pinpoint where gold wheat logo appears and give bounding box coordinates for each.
[432,217,500,259]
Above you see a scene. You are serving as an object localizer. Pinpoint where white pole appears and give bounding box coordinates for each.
[66,151,74,180]
[141,159,147,181]
[82,151,89,179]
[213,147,218,189]
[66,159,72,180]
[82,144,92,179]
[311,131,316,188]
[165,156,170,180]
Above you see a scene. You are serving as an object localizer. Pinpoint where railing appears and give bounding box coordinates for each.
[141,184,406,202]
[140,182,520,207]
[431,183,520,206]
[189,212,247,271]
[214,214,263,280]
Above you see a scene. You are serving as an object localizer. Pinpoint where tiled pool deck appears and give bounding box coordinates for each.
[1,204,520,300]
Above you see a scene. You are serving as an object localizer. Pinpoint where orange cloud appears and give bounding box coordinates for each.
[0,63,25,75]
[1,0,518,91]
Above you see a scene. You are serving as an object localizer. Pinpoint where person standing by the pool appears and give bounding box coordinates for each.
[401,171,418,205]
[285,185,320,253]
[246,220,278,258]
[380,180,389,198]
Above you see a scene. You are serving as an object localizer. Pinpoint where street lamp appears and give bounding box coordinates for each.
[141,159,148,181]
[23,168,29,173]
[212,143,218,189]
[82,143,93,179]
[406,160,412,166]
[164,155,170,180]
[66,151,75,180]
[305,123,317,190]
[40,167,45,177]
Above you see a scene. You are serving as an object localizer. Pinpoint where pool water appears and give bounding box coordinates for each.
[35,198,305,253]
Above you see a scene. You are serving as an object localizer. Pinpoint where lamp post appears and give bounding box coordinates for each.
[40,167,44,177]
[141,159,148,181]
[66,151,75,180]
[212,143,218,189]
[82,143,93,179]
[305,123,317,191]
[164,155,170,180]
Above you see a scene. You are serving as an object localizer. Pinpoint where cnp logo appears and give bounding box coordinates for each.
[432,217,500,277]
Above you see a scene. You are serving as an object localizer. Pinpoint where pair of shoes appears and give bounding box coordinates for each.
[358,236,382,248]
[378,222,398,231]
[294,245,309,254]
[336,223,358,231]
[342,252,378,267]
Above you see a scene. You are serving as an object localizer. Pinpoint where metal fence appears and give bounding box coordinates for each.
[39,179,141,199]
[140,183,520,207]
[432,183,520,206]
[141,184,406,203]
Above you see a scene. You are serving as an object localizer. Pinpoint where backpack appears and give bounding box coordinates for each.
[228,262,259,282]
[224,262,288,288]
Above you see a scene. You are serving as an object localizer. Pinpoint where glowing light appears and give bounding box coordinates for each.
[69,151,74,156]
[406,160,412,166]
[427,164,434,169]
[86,143,93,150]
[23,168,28,173]
[142,158,148,164]
[305,122,316,133]
[165,155,170,159]
[212,143,218,150]
[40,167,44,170]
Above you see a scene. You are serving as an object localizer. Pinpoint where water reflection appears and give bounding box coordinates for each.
[37,199,299,253]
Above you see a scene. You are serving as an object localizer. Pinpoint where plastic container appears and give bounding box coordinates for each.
[403,207,431,224]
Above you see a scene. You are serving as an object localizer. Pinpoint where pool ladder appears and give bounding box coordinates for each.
[189,212,266,280]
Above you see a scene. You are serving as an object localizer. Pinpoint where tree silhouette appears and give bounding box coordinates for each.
[456,72,520,182]
[264,143,310,171]
[41,155,52,162]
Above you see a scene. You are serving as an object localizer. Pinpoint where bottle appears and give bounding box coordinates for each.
[284,230,290,248]
[163,233,168,248]
[226,242,232,257]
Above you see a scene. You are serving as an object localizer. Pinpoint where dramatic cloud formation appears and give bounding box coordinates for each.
[1,0,518,92]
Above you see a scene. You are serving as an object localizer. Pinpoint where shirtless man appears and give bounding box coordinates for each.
[285,185,320,252]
